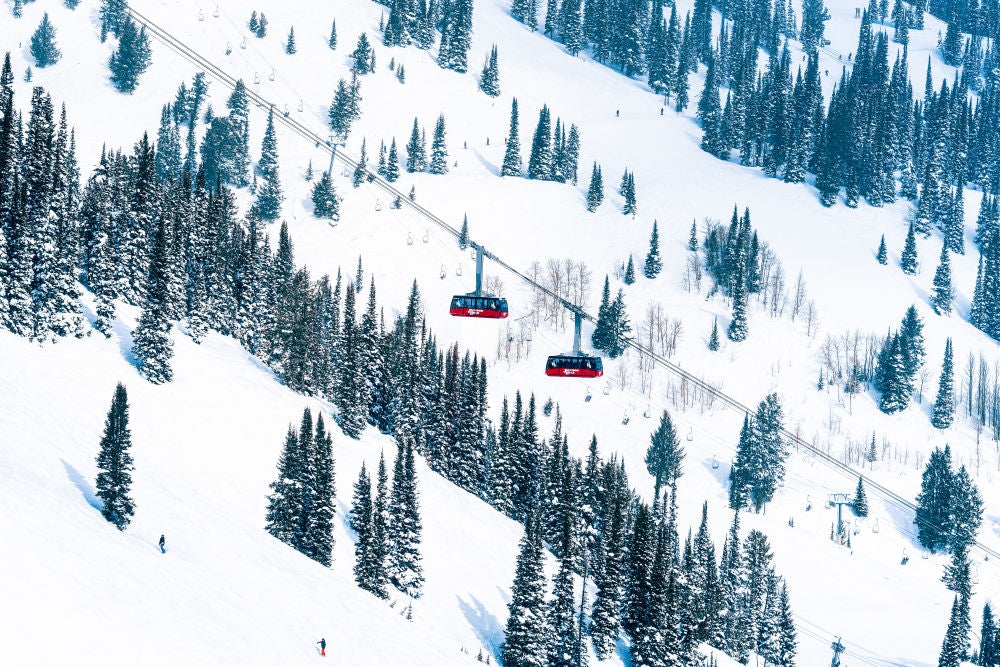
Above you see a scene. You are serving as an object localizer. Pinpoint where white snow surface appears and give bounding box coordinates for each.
[2,0,999,664]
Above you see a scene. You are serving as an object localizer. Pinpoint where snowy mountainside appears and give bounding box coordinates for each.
[2,0,1000,664]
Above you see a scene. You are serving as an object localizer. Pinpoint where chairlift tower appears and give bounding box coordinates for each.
[469,242,487,296]
[828,493,852,541]
[830,637,845,667]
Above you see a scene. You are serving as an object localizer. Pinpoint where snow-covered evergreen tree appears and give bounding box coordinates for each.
[109,17,152,93]
[30,13,62,68]
[254,107,283,220]
[875,234,888,265]
[429,114,449,174]
[932,243,952,314]
[852,476,868,517]
[95,383,135,530]
[480,45,501,96]
[643,220,662,278]
[900,220,918,274]
[502,510,549,667]
[932,338,954,429]
[586,162,603,211]
[131,212,174,384]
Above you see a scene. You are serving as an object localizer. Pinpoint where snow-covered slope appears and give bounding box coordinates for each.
[3,0,999,664]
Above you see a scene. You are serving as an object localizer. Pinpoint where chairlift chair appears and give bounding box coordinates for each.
[456,264,463,276]
[686,427,694,441]
[283,104,290,117]
[406,232,413,246]
[269,69,276,81]
[253,72,261,84]
[298,101,304,112]
[214,5,220,17]
[198,9,205,21]
[240,37,247,49]
[375,199,382,211]
[643,405,651,418]
[226,41,232,55]
[423,230,429,243]
[585,388,592,402]
[440,265,447,279]
[603,383,611,395]
[872,518,880,533]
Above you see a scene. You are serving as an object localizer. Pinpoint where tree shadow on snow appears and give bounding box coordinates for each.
[110,315,136,367]
[61,458,102,512]
[470,149,500,177]
[456,594,503,662]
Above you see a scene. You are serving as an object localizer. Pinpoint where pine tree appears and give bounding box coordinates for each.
[915,445,955,551]
[622,172,637,216]
[800,0,830,54]
[728,261,749,341]
[369,454,391,596]
[708,317,720,351]
[254,107,283,220]
[109,17,152,93]
[590,494,624,658]
[480,45,501,96]
[329,19,338,49]
[938,596,967,667]
[586,162,603,211]
[501,99,523,177]
[351,33,376,74]
[459,215,469,249]
[501,511,549,667]
[932,243,952,314]
[131,211,174,384]
[591,276,612,354]
[624,255,636,285]
[266,426,303,547]
[643,220,662,278]
[877,234,888,264]
[286,27,297,54]
[31,13,62,68]
[689,220,698,251]
[311,171,340,219]
[698,54,725,158]
[405,117,426,172]
[337,284,367,437]
[95,383,135,530]
[979,603,996,667]
[547,486,581,667]
[947,187,965,255]
[256,13,268,37]
[645,409,684,493]
[382,138,399,182]
[306,414,336,566]
[941,7,963,66]
[932,339,955,429]
[429,114,449,174]
[901,220,918,275]
[351,463,377,589]
[527,105,553,180]
[440,0,474,72]
[388,438,424,596]
[852,476,869,517]
[353,139,369,188]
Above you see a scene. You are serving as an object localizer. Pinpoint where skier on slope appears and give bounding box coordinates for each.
[318,638,326,657]
[159,535,166,553]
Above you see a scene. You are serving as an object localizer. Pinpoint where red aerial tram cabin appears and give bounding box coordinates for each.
[545,355,604,378]
[449,295,509,319]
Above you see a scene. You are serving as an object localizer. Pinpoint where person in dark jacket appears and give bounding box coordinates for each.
[158,535,165,553]
[318,638,326,656]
